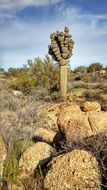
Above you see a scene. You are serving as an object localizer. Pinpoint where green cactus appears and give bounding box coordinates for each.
[48,27,74,99]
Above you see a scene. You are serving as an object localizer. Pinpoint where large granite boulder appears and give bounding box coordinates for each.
[37,103,60,131]
[57,105,92,144]
[88,111,107,135]
[57,103,107,145]
[57,103,81,133]
[19,142,55,178]
[44,150,101,190]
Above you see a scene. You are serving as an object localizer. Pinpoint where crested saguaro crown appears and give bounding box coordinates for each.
[48,27,74,66]
[48,27,74,99]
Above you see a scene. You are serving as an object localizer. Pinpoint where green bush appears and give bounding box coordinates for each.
[9,74,36,94]
[7,56,59,93]
[27,55,59,91]
[81,75,90,83]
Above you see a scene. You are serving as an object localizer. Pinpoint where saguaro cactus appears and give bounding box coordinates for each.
[48,27,74,99]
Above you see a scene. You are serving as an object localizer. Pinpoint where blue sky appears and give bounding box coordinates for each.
[0,0,107,70]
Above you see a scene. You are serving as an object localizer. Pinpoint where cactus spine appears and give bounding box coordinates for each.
[48,27,74,99]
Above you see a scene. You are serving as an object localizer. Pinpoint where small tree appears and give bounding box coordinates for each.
[87,63,103,73]
[48,27,74,99]
[27,55,59,90]
[74,66,87,74]
[87,63,103,81]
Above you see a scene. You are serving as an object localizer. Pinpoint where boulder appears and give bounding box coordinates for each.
[62,113,92,143]
[19,142,55,178]
[44,150,101,190]
[57,103,107,145]
[57,103,81,133]
[8,181,25,190]
[88,111,107,135]
[33,128,56,144]
[83,101,101,112]
[38,103,60,131]
[0,136,7,177]
[12,90,23,98]
[57,104,92,143]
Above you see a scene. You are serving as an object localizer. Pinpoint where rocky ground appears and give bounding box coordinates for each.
[0,77,107,189]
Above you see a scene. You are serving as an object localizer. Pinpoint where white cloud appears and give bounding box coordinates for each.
[1,3,107,69]
[0,0,63,20]
[0,0,62,10]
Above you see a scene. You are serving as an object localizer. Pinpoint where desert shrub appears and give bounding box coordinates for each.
[0,112,34,152]
[71,81,89,89]
[73,66,87,73]
[3,139,35,182]
[0,89,22,112]
[0,88,50,150]
[0,98,9,111]
[0,79,9,91]
[9,75,36,94]
[87,63,103,73]
[50,91,61,102]
[1,123,36,153]
[7,67,36,93]
[82,90,103,102]
[29,87,51,101]
[74,75,83,81]
[6,55,73,95]
[27,55,59,91]
[101,101,107,111]
[8,98,21,112]
[81,75,90,83]
[7,56,59,94]
[103,87,107,94]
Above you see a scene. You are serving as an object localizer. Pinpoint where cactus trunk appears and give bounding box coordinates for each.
[59,64,67,99]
